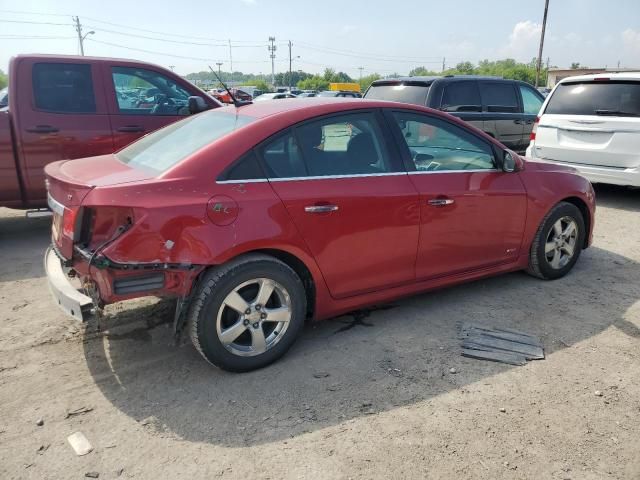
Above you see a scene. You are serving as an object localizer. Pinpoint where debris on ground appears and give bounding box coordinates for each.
[85,472,100,478]
[65,406,94,419]
[449,367,458,374]
[36,418,44,426]
[460,324,544,365]
[36,444,50,454]
[67,431,93,456]
[595,390,603,397]
[313,372,330,378]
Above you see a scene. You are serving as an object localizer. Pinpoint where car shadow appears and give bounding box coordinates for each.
[594,184,640,212]
[0,209,51,283]
[82,242,640,447]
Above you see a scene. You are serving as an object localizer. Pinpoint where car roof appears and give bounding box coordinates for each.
[557,71,640,83]
[371,75,503,86]
[227,97,416,119]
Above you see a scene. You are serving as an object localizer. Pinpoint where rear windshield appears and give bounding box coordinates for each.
[545,81,640,116]
[117,110,255,174]
[364,84,430,105]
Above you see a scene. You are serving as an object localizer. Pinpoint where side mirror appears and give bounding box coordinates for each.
[188,96,209,114]
[502,150,523,173]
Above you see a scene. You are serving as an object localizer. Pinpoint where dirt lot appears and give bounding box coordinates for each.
[0,185,639,480]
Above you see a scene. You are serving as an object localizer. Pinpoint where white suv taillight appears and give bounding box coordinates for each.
[529,116,539,142]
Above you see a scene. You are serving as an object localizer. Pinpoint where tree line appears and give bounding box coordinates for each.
[185,58,553,93]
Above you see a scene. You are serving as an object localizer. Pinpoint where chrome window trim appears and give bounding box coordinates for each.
[47,193,65,216]
[408,168,499,175]
[216,178,269,185]
[268,172,408,182]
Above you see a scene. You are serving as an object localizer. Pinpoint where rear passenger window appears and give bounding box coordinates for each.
[480,83,519,113]
[260,132,307,178]
[519,86,543,114]
[441,81,481,112]
[295,112,395,177]
[221,151,265,181]
[32,63,96,113]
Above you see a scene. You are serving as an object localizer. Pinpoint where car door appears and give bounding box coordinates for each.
[15,59,113,206]
[104,64,201,150]
[518,84,545,148]
[260,110,420,299]
[479,81,524,150]
[384,109,527,280]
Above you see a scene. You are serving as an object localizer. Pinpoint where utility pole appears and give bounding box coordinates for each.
[617,60,621,70]
[535,0,550,88]
[442,57,446,72]
[288,41,293,91]
[216,62,223,87]
[268,36,276,87]
[358,66,364,83]
[73,16,93,56]
[228,39,233,84]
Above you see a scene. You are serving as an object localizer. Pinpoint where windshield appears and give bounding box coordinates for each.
[364,84,430,105]
[117,110,255,174]
[545,81,640,116]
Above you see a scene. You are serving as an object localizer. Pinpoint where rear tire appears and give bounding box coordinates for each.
[188,254,306,372]
[527,201,585,280]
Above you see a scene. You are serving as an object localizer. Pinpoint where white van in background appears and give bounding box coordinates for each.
[526,72,640,187]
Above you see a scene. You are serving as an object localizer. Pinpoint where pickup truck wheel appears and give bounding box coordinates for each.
[527,201,585,280]
[188,254,306,372]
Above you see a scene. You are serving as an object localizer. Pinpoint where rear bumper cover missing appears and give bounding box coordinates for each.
[45,247,94,322]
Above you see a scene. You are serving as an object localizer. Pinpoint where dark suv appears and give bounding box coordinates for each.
[364,76,544,153]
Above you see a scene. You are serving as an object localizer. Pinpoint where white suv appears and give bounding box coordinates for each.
[526,72,640,186]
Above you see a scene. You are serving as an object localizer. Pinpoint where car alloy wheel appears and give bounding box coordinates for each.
[544,216,578,270]
[216,278,292,357]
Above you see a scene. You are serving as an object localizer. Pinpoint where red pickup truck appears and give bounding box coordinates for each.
[0,54,219,210]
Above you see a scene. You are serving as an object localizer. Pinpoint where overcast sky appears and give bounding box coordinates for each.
[1,0,639,78]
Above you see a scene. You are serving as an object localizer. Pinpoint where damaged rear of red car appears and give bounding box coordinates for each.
[44,109,261,321]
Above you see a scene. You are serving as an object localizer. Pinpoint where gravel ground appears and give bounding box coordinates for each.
[0,184,639,480]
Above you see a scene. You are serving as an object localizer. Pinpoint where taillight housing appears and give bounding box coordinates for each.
[529,116,539,141]
[62,206,80,240]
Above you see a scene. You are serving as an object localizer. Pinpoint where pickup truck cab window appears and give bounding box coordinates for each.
[32,63,96,113]
[390,111,495,172]
[112,67,191,116]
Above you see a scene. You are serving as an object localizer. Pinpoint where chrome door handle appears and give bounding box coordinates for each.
[428,198,455,206]
[304,204,339,213]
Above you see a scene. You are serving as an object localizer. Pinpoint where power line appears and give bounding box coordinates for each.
[85,38,270,64]
[0,9,70,17]
[0,35,74,39]
[295,40,450,62]
[0,19,72,26]
[83,26,228,46]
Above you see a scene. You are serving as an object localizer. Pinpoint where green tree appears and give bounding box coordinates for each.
[359,73,382,92]
[297,75,330,91]
[409,66,439,76]
[241,79,270,92]
[455,61,475,74]
[0,69,7,90]
[570,62,581,69]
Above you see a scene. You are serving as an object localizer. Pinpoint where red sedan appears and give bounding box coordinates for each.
[45,98,595,371]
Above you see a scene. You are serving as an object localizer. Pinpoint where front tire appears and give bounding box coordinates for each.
[527,201,585,280]
[188,254,306,372]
